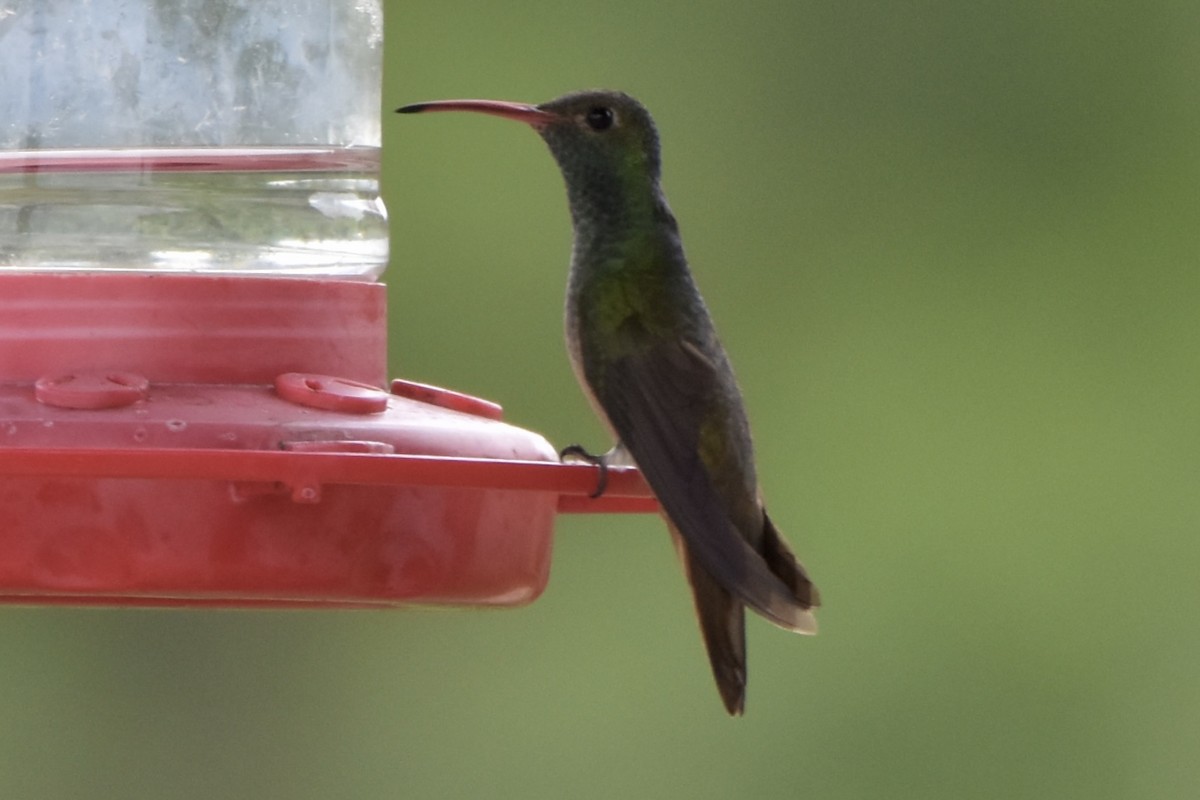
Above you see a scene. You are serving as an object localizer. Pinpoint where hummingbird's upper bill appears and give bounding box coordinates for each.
[395,99,555,128]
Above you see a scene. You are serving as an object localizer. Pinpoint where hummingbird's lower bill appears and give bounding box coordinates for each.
[397,90,819,715]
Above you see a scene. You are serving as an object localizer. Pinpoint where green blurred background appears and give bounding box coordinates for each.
[4,2,1200,798]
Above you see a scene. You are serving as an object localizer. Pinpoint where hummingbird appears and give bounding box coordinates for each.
[397,90,819,715]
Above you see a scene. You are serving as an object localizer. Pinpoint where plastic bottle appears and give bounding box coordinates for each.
[0,0,387,279]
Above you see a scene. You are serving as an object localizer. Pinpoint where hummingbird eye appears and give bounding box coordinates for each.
[584,107,615,131]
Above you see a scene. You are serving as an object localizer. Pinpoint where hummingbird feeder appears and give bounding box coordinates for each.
[0,0,654,608]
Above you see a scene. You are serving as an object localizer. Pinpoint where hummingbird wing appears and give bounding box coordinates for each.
[597,336,817,632]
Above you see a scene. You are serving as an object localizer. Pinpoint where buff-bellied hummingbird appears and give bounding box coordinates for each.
[397,90,819,715]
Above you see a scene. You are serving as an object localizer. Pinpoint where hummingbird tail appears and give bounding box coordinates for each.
[675,527,747,716]
[758,511,820,634]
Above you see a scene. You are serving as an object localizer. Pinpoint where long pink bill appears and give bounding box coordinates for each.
[396,99,555,127]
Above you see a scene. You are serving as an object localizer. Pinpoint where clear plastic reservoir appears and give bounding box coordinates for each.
[0,0,387,279]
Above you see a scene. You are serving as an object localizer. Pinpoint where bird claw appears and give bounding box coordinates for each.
[559,444,609,498]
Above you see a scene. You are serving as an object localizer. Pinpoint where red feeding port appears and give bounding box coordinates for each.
[0,273,657,608]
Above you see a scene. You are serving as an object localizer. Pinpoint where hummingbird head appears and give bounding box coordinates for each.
[532,90,662,189]
[398,90,667,235]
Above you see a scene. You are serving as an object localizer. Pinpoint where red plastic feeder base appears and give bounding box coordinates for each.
[0,274,655,608]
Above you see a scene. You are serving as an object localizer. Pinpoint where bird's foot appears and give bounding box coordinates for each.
[559,444,609,499]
